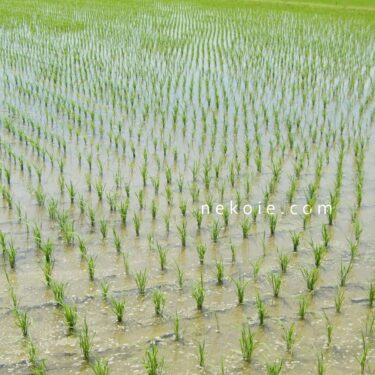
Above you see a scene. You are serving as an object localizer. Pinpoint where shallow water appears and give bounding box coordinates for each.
[0,0,375,374]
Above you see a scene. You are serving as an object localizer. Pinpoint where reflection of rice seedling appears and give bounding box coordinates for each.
[152,289,166,316]
[144,343,164,375]
[240,326,256,362]
[111,298,126,323]
[135,269,148,296]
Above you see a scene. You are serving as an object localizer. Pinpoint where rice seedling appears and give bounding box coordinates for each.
[135,269,148,296]
[215,259,224,285]
[266,360,283,375]
[144,343,164,375]
[79,317,93,361]
[339,259,353,287]
[95,179,104,201]
[51,281,65,307]
[269,215,277,236]
[232,275,248,304]
[175,263,184,289]
[192,209,203,230]
[316,351,326,375]
[111,297,126,323]
[192,276,205,310]
[282,323,296,353]
[6,240,17,269]
[356,332,370,375]
[241,217,251,238]
[43,260,54,287]
[251,258,262,281]
[63,304,78,331]
[156,245,167,271]
[87,255,96,281]
[66,181,76,203]
[312,242,326,268]
[99,219,108,239]
[197,341,206,368]
[368,283,375,307]
[278,252,290,273]
[334,287,345,313]
[112,228,121,252]
[211,219,221,242]
[298,295,308,320]
[323,313,333,347]
[177,219,187,247]
[152,289,166,316]
[321,224,331,249]
[230,243,237,263]
[133,213,141,237]
[268,273,282,298]
[174,313,181,341]
[301,267,319,292]
[91,358,109,375]
[196,242,207,265]
[256,293,267,326]
[28,341,47,374]
[100,280,110,300]
[15,309,30,337]
[120,199,129,225]
[240,326,256,362]
[40,239,53,264]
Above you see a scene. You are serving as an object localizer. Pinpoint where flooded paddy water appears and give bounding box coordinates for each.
[0,0,374,373]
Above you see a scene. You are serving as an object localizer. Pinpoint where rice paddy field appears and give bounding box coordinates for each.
[0,0,375,374]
